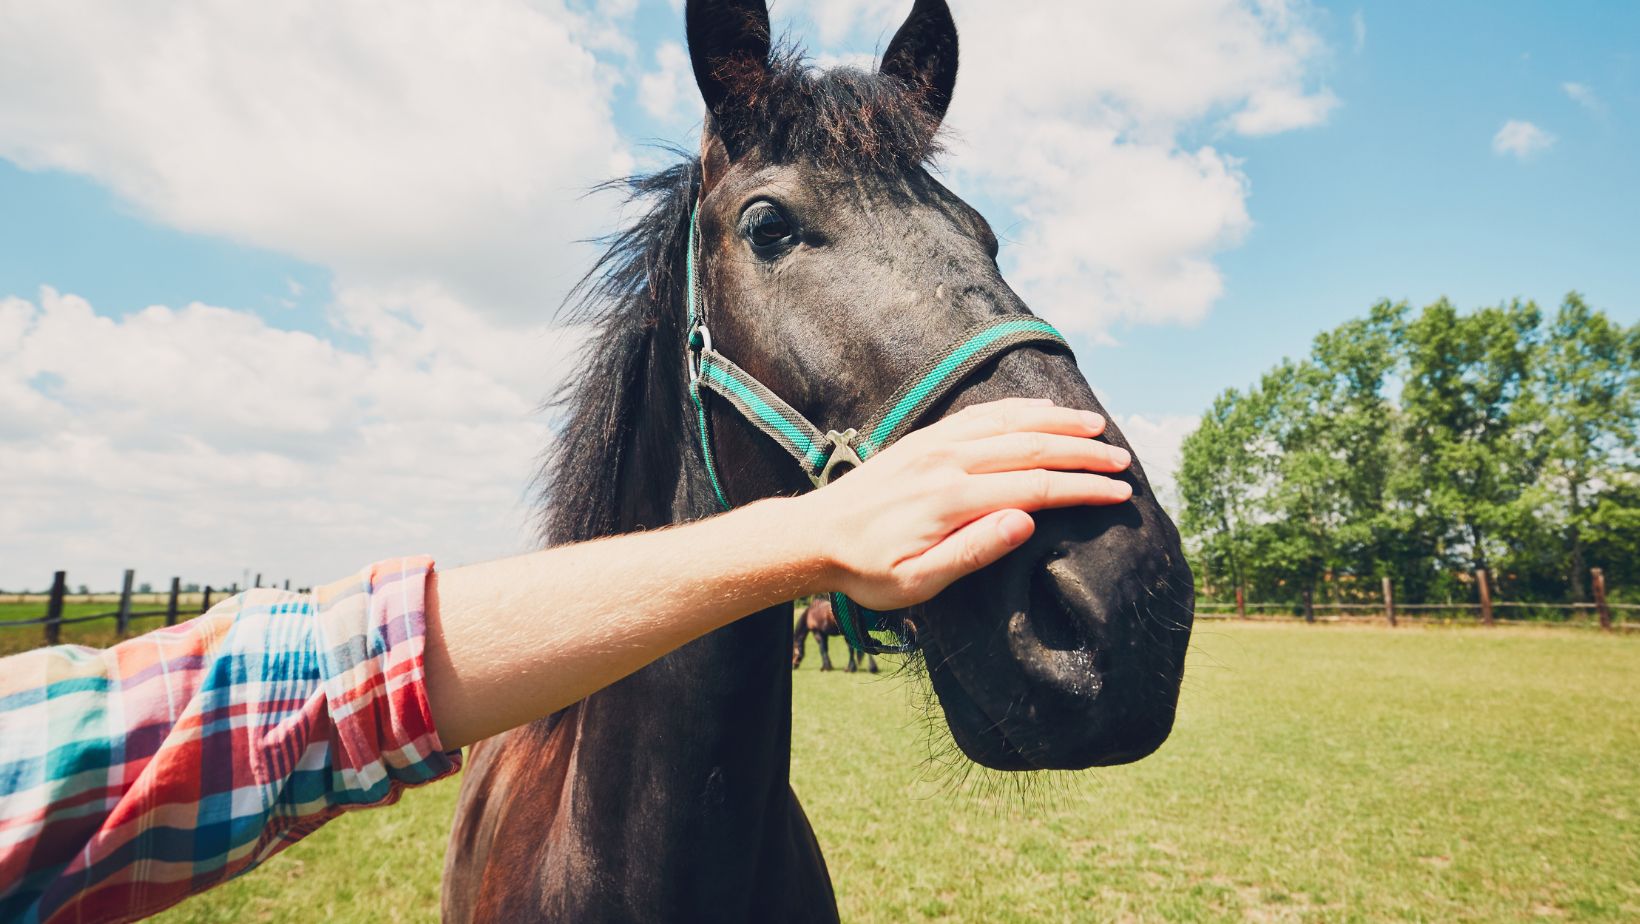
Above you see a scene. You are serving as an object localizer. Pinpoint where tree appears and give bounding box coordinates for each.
[1260,359,1343,618]
[1586,473,1640,599]
[1178,386,1265,599]
[1305,301,1406,583]
[1399,298,1543,590]
[1535,293,1640,599]
[1177,294,1637,612]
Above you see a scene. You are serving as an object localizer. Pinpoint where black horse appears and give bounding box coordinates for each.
[442,1,1194,920]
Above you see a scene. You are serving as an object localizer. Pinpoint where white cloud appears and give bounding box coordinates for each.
[0,0,633,587]
[1562,82,1603,114]
[1232,86,1340,136]
[803,0,905,44]
[0,288,563,589]
[639,41,699,124]
[1115,413,1199,513]
[1351,10,1367,54]
[0,0,635,325]
[1492,119,1555,159]
[0,0,1323,587]
[782,0,1337,334]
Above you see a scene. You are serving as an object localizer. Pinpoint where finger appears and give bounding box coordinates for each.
[958,432,1132,475]
[891,397,1055,449]
[899,509,1036,597]
[919,402,1107,444]
[955,470,1133,521]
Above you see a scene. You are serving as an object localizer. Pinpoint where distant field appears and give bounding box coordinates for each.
[0,602,163,653]
[31,623,1638,922]
[0,601,191,654]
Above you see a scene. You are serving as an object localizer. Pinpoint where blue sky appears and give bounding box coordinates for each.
[1,0,1635,588]
[1126,0,1640,410]
[4,2,1634,414]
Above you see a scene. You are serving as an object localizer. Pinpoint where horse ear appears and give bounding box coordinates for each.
[686,0,772,117]
[879,0,959,124]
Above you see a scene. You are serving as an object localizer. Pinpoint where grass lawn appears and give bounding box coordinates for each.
[117,623,1639,922]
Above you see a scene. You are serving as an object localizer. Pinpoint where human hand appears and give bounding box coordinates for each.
[800,398,1133,610]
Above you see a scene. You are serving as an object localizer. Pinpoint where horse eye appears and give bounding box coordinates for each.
[742,204,795,252]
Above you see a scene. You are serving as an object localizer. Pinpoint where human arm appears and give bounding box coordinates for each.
[424,398,1131,746]
[0,561,451,924]
[0,399,1129,921]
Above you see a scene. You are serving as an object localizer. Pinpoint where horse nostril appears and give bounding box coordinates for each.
[1026,563,1086,653]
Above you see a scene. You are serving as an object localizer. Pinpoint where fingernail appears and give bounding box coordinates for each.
[1113,447,1132,468]
[997,510,1034,544]
[1082,411,1104,429]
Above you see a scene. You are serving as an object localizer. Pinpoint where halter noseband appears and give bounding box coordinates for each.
[684,201,1072,653]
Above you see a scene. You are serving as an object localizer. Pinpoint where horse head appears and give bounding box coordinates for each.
[684,0,1194,771]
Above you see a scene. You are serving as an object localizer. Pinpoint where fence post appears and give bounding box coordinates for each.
[45,571,67,646]
[254,573,263,589]
[166,577,181,626]
[1591,568,1611,632]
[1235,586,1246,619]
[1383,576,1396,628]
[116,569,135,636]
[1302,587,1315,623]
[202,585,213,613]
[282,578,290,591]
[1476,568,1494,626]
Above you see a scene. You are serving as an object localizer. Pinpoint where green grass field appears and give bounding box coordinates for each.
[99,623,1639,921]
[0,601,213,654]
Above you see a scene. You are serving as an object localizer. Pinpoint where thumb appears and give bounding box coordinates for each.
[905,509,1035,598]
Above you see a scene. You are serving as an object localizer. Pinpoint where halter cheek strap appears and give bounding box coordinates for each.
[684,201,1073,653]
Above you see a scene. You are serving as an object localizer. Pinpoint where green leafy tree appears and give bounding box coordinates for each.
[1306,302,1406,584]
[1178,386,1267,600]
[1178,293,1637,612]
[1535,294,1640,599]
[1587,473,1640,599]
[1399,299,1543,590]
[1260,360,1342,618]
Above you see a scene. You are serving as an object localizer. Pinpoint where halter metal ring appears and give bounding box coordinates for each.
[812,429,864,487]
[686,324,712,386]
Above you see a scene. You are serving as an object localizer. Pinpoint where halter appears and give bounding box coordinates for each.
[684,201,1072,653]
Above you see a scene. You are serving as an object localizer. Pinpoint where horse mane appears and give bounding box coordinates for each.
[538,51,941,545]
[537,156,699,546]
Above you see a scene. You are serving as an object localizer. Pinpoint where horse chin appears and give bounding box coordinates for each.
[916,511,1195,772]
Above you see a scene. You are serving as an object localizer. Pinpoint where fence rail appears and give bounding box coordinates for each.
[1200,568,1631,631]
[0,570,301,646]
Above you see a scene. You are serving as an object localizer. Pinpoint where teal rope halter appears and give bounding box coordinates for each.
[685,201,1072,653]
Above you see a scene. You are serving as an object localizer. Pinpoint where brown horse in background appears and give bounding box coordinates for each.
[792,597,878,674]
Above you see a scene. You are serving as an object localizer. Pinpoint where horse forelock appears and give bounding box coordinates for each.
[715,44,945,170]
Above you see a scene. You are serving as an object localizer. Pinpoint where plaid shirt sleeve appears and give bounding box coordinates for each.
[0,556,461,924]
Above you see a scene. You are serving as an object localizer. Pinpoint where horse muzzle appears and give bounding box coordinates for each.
[918,504,1194,771]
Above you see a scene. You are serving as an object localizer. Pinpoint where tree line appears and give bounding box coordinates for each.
[1178,293,1639,611]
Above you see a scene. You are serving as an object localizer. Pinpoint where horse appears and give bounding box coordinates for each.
[441,2,1195,920]
[793,596,879,673]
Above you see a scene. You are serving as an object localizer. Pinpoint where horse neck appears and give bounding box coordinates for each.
[548,343,813,914]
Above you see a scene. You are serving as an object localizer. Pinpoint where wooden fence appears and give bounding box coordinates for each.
[1,570,301,646]
[1199,568,1636,631]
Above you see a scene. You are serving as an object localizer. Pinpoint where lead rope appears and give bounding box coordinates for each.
[684,200,1072,653]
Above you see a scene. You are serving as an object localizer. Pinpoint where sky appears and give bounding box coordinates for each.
[1,0,1635,591]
